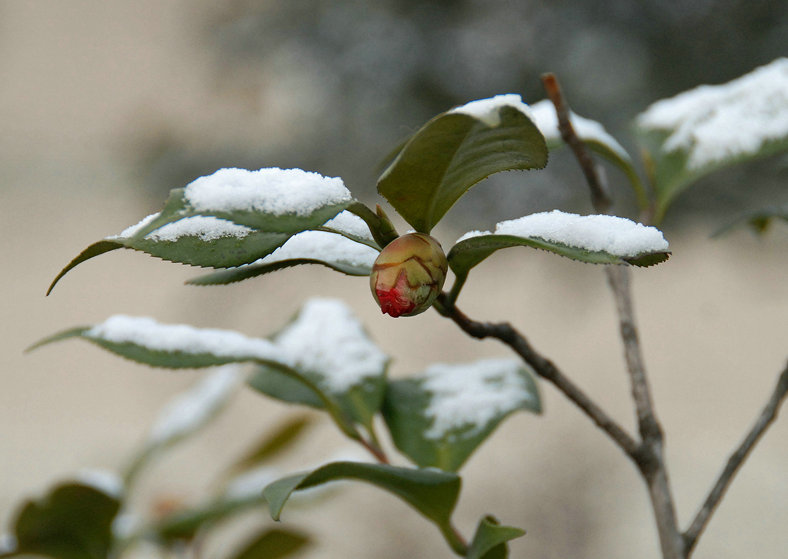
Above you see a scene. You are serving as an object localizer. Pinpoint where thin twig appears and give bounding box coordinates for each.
[542,72,684,559]
[683,361,788,555]
[435,295,640,459]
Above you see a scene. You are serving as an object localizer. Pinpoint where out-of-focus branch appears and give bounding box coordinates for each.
[683,361,788,555]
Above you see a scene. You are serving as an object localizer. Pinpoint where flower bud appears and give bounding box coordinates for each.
[370,233,448,318]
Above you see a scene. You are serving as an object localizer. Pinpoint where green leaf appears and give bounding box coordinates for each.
[27,314,359,440]
[247,299,389,430]
[635,58,788,222]
[529,99,649,210]
[4,483,120,559]
[227,528,310,559]
[467,516,525,559]
[378,97,548,233]
[263,462,460,536]
[382,359,540,471]
[47,167,354,293]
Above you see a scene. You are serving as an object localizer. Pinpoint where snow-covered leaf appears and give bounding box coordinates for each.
[530,100,647,208]
[636,58,788,221]
[248,299,389,429]
[448,210,670,301]
[47,168,353,294]
[378,94,548,233]
[382,359,540,472]
[27,314,359,439]
[263,461,461,541]
[187,228,379,286]
[2,482,120,559]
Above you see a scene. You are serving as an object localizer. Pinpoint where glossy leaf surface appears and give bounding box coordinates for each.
[378,100,547,233]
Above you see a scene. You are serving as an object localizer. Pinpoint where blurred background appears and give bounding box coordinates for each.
[2,1,786,558]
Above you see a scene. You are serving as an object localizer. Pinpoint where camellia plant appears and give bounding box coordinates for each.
[6,58,788,559]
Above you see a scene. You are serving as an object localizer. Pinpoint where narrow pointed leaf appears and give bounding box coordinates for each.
[263,461,461,532]
[378,95,548,233]
[635,58,788,221]
[530,100,648,209]
[47,240,122,295]
[467,516,525,559]
[4,483,120,559]
[448,210,670,301]
[383,359,540,471]
[247,299,389,429]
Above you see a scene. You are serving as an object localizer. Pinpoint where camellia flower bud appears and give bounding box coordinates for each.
[370,233,448,318]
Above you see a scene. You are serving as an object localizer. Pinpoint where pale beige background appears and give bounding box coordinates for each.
[2,3,786,558]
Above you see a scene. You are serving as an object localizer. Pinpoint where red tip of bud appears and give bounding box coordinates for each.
[375,271,417,318]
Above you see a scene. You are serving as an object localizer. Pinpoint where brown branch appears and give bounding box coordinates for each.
[541,73,684,559]
[435,295,640,459]
[683,361,788,555]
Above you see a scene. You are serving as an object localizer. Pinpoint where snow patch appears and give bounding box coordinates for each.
[274,298,388,393]
[149,366,244,445]
[86,315,286,364]
[637,58,788,170]
[322,210,375,242]
[530,99,631,161]
[184,167,352,216]
[144,216,253,242]
[258,230,378,269]
[422,359,536,439]
[449,94,534,127]
[494,210,668,256]
[110,213,160,239]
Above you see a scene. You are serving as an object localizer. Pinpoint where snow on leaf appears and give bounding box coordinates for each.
[493,210,668,257]
[321,210,376,243]
[449,94,534,127]
[148,365,244,445]
[421,359,538,440]
[259,230,378,269]
[85,315,286,364]
[184,167,352,216]
[109,213,161,239]
[637,57,788,170]
[273,298,388,393]
[530,99,631,161]
[143,216,253,242]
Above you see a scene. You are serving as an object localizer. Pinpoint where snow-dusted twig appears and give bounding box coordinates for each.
[434,296,640,458]
[683,361,788,555]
